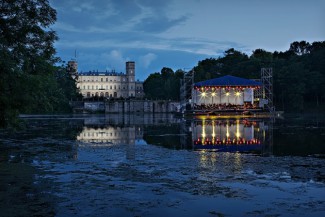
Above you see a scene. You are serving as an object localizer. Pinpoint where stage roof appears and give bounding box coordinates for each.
[194,75,262,87]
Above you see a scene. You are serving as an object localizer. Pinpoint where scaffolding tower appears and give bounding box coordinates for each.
[180,69,194,111]
[261,68,274,113]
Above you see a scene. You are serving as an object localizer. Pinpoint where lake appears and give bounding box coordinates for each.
[0,114,324,216]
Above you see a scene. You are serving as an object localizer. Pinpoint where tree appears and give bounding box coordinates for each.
[289,41,311,55]
[143,68,183,100]
[0,0,79,127]
[143,41,325,112]
[252,49,273,62]
[0,0,57,64]
[143,73,164,99]
[193,58,220,82]
[161,67,174,80]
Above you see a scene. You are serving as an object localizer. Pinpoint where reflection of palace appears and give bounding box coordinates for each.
[76,114,178,145]
[77,126,142,145]
[190,118,272,154]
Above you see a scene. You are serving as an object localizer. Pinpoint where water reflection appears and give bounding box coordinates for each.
[1,114,324,217]
[76,114,179,145]
[191,118,272,155]
[77,126,140,145]
[76,114,273,155]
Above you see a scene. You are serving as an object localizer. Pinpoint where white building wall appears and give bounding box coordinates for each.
[75,62,143,99]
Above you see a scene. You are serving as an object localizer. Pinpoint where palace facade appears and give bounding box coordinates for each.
[68,60,144,99]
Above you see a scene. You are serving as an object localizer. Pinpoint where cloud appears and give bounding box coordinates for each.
[139,53,157,68]
[72,49,129,72]
[51,0,188,34]
[72,2,95,12]
[55,32,244,57]
[99,50,130,72]
[102,50,129,71]
[134,15,188,33]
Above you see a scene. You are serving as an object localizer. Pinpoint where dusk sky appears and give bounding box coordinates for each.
[50,0,325,81]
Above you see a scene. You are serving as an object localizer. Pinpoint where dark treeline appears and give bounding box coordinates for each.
[143,67,184,100]
[144,41,325,112]
[0,0,80,127]
[193,41,325,112]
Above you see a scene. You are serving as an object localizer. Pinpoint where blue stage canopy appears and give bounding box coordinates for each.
[194,75,262,87]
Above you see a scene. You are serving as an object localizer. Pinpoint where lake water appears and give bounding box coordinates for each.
[0,114,324,217]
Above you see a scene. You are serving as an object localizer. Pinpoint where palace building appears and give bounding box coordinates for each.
[68,60,144,99]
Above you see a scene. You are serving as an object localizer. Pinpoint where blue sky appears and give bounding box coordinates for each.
[50,0,324,81]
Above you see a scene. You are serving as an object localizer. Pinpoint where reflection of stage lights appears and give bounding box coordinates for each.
[194,137,260,146]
